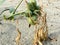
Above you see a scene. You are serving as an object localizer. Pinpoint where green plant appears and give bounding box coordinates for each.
[3,0,24,20]
[25,0,41,27]
[0,0,41,27]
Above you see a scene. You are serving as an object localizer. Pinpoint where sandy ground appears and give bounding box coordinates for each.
[0,0,60,45]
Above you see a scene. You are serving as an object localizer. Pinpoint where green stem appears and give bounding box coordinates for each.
[13,0,23,14]
[6,12,26,18]
[13,12,26,16]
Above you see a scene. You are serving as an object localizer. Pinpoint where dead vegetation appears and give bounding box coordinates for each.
[33,12,48,45]
[15,28,21,45]
[33,7,57,45]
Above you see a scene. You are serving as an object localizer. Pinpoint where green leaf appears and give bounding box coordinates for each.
[0,0,5,5]
[8,7,15,13]
[3,15,14,20]
[27,17,33,25]
[27,17,37,25]
[32,16,37,21]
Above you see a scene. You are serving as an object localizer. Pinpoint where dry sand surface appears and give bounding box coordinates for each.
[0,0,60,45]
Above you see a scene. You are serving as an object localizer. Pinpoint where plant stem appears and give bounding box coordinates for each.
[13,0,23,14]
[8,12,26,18]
